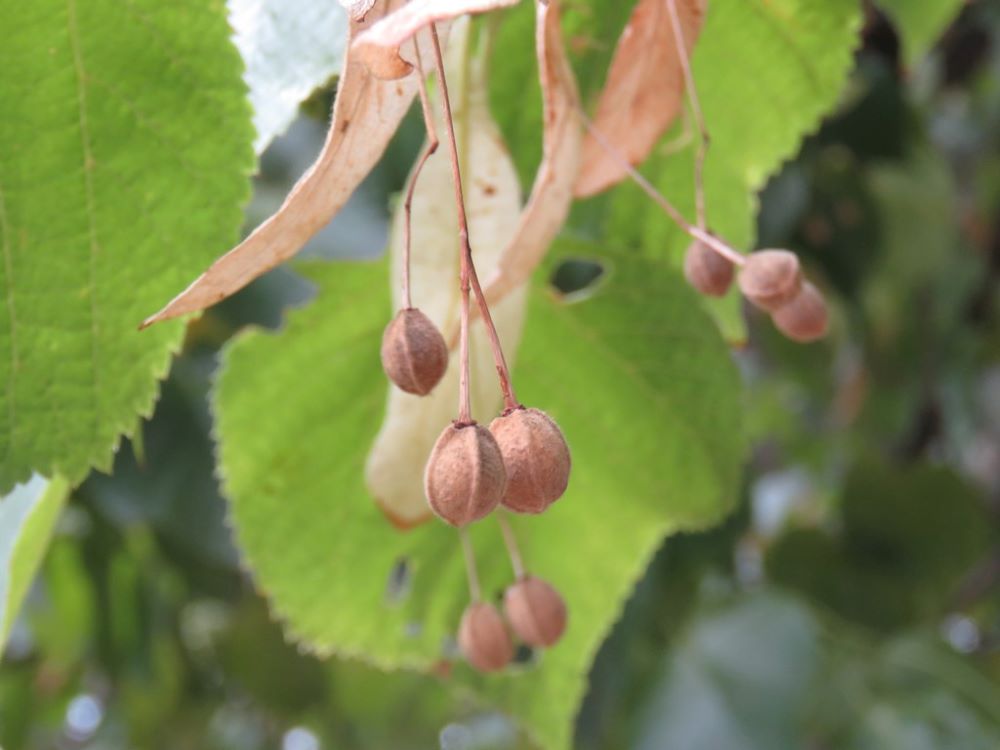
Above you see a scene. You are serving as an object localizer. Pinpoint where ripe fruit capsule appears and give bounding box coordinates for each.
[458,601,513,672]
[772,281,829,342]
[424,422,506,526]
[489,407,571,514]
[737,249,802,311]
[504,576,567,648]
[380,307,448,396]
[683,240,733,297]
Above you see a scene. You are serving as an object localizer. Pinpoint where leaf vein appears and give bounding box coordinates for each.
[67,0,102,439]
[0,181,18,465]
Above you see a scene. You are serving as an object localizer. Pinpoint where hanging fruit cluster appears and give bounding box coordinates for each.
[378,22,571,673]
[143,0,835,677]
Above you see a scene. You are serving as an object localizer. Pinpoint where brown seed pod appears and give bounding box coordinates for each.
[772,281,829,342]
[683,240,734,297]
[503,576,567,648]
[458,601,513,673]
[489,407,571,514]
[737,249,802,311]
[380,307,448,396]
[424,422,506,526]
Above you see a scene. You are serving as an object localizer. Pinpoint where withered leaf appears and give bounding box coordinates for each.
[351,0,520,79]
[575,0,706,198]
[142,0,415,328]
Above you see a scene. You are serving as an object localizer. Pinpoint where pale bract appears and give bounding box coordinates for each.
[365,19,527,527]
[576,0,706,197]
[143,0,417,328]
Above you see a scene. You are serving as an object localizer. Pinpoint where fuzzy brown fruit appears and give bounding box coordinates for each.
[503,576,567,648]
[489,407,571,514]
[458,601,513,673]
[683,240,733,297]
[380,308,448,396]
[772,281,829,342]
[737,249,802,311]
[424,422,506,526]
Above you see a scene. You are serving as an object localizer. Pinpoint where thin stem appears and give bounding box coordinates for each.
[459,527,482,601]
[458,273,472,423]
[468,265,518,410]
[665,0,709,229]
[497,512,526,580]
[402,36,439,310]
[428,24,520,414]
[580,112,745,267]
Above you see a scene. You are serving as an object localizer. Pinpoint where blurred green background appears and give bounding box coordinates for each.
[2,3,999,749]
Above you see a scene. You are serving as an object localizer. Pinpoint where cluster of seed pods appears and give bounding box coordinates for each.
[684,241,829,342]
[377,23,571,673]
[380,311,572,671]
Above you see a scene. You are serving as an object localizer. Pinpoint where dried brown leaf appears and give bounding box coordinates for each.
[351,0,520,79]
[141,0,415,328]
[478,0,582,309]
[575,0,706,197]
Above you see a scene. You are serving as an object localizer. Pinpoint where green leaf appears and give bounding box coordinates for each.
[229,0,349,153]
[0,475,70,650]
[878,0,964,66]
[214,242,745,749]
[0,0,255,492]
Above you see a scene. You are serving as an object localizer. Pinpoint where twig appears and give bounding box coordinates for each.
[401,35,439,310]
[579,111,744,266]
[498,511,526,579]
[665,0,710,229]
[459,527,482,601]
[428,24,520,417]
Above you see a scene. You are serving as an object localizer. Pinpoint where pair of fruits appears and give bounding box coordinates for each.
[459,576,567,672]
[684,241,828,342]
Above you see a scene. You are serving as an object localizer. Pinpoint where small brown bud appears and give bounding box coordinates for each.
[489,407,571,514]
[772,281,829,342]
[458,601,513,672]
[380,308,448,396]
[424,422,506,526]
[504,576,567,648]
[738,249,802,311]
[683,240,733,297]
